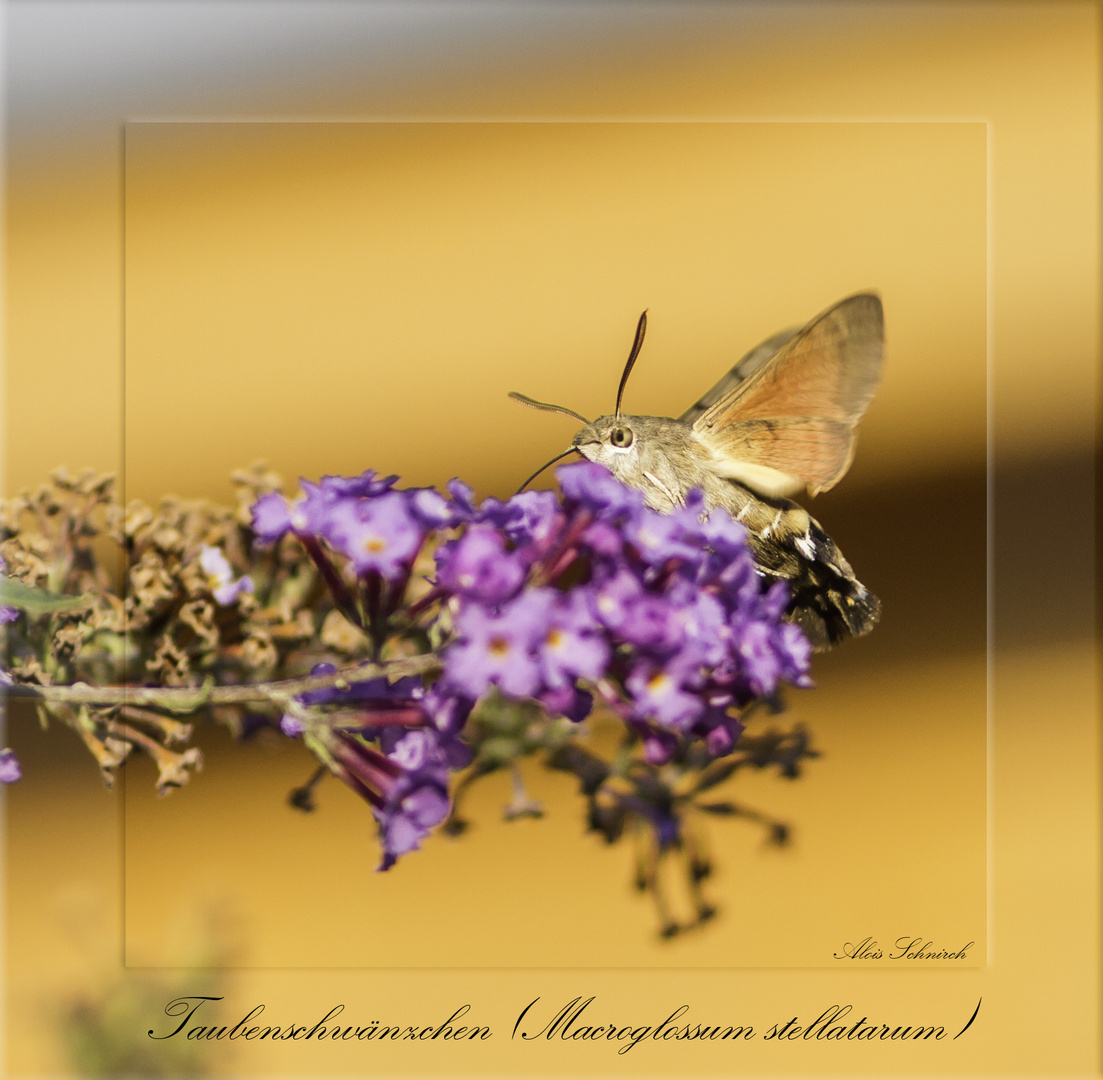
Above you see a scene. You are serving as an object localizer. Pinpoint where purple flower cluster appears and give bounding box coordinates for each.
[251,460,812,867]
[288,664,472,869]
[435,462,811,762]
[253,470,451,580]
[252,470,453,647]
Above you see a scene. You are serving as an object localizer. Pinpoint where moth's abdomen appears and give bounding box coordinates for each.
[706,480,880,651]
[770,518,881,651]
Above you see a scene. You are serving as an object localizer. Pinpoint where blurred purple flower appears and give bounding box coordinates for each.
[444,591,551,699]
[589,568,644,634]
[295,664,427,712]
[382,726,440,772]
[669,584,729,667]
[480,490,562,553]
[323,491,423,579]
[318,470,399,499]
[377,785,451,868]
[618,594,684,654]
[705,715,745,758]
[374,727,455,870]
[775,623,815,688]
[558,460,645,521]
[625,506,706,568]
[626,658,705,731]
[421,684,475,737]
[578,519,624,558]
[445,478,479,521]
[736,621,783,698]
[435,526,527,605]
[538,591,610,689]
[251,492,296,541]
[199,545,254,605]
[407,488,453,530]
[0,748,21,783]
[640,727,679,767]
[538,684,594,723]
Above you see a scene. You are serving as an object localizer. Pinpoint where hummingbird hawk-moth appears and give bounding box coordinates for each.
[510,293,884,651]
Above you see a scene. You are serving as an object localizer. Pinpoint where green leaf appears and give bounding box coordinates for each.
[0,576,93,615]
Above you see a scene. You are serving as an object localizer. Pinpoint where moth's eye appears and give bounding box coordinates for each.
[610,426,634,449]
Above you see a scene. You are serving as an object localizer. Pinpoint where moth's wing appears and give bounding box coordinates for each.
[678,327,799,425]
[692,293,883,496]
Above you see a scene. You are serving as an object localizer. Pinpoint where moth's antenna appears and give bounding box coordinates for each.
[508,392,590,426]
[516,447,580,494]
[614,310,648,423]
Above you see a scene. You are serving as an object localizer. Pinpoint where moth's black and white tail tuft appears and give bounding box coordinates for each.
[780,519,880,651]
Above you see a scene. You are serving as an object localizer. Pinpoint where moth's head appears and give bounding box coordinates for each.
[572,413,693,491]
[571,414,639,472]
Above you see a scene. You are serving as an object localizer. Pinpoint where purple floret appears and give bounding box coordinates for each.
[421,685,475,737]
[406,487,453,530]
[625,506,708,568]
[617,594,684,654]
[251,492,295,540]
[435,526,527,605]
[538,684,594,723]
[445,478,479,521]
[298,664,426,708]
[538,591,610,689]
[374,727,456,870]
[775,622,815,688]
[213,577,254,605]
[557,460,645,521]
[444,591,550,700]
[626,658,705,731]
[377,783,451,869]
[0,748,21,783]
[200,545,255,606]
[736,620,784,698]
[479,489,562,553]
[323,490,424,579]
[319,469,399,499]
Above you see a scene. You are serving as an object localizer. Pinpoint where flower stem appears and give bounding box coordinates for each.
[299,533,363,629]
[3,653,442,709]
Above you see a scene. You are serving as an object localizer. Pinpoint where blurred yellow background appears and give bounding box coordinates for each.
[122,121,986,503]
[3,3,1098,1077]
